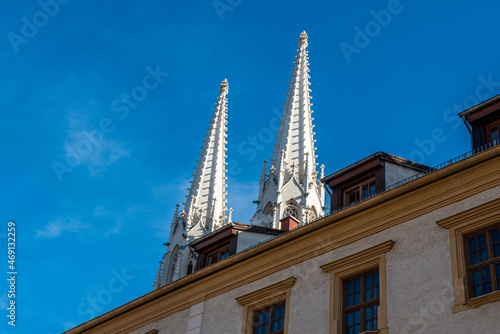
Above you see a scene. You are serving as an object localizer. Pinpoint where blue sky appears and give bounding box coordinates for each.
[1,0,500,333]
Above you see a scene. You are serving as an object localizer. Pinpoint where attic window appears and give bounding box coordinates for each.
[486,120,500,144]
[344,179,376,206]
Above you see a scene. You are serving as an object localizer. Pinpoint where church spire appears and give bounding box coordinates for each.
[184,79,229,236]
[252,31,324,227]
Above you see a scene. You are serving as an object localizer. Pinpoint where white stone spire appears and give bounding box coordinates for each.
[252,32,325,227]
[184,79,229,237]
[156,80,230,289]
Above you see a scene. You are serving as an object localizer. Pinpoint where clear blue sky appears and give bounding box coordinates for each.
[1,1,500,333]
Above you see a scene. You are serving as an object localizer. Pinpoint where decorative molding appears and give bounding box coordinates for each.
[321,241,394,334]
[236,277,295,334]
[436,197,500,313]
[320,240,394,273]
[144,330,158,334]
[235,277,296,306]
[464,290,500,308]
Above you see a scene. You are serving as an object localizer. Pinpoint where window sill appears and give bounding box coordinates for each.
[453,290,500,313]
[464,290,500,308]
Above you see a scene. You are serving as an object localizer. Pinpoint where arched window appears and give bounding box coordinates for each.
[283,200,299,220]
[167,246,179,283]
[263,202,274,227]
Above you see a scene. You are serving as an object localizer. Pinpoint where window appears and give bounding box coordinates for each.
[465,226,500,298]
[205,245,230,266]
[320,241,393,334]
[343,179,376,206]
[344,271,380,334]
[437,198,500,313]
[253,302,286,334]
[283,200,299,220]
[486,120,500,144]
[236,277,295,334]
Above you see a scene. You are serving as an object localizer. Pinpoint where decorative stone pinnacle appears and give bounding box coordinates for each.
[220,79,229,95]
[299,31,308,48]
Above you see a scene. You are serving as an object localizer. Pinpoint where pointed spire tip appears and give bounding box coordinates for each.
[220,79,229,95]
[299,31,308,48]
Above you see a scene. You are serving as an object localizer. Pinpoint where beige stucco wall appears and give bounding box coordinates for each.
[132,185,500,334]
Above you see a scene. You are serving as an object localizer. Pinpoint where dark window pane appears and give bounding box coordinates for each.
[365,288,372,301]
[347,281,353,294]
[496,264,500,280]
[374,304,379,318]
[262,324,268,334]
[472,270,481,285]
[278,318,284,330]
[365,320,372,331]
[264,311,269,323]
[258,313,264,325]
[362,185,369,199]
[353,292,360,305]
[373,285,380,299]
[494,245,500,258]
[470,251,479,265]
[365,275,372,287]
[256,327,262,334]
[347,327,354,334]
[491,126,499,142]
[346,312,353,325]
[365,306,372,320]
[353,324,361,334]
[469,238,478,251]
[481,267,491,282]
[480,248,489,262]
[346,295,353,307]
[354,310,360,323]
[354,279,360,292]
[479,234,487,248]
[492,229,500,243]
[374,318,378,330]
[373,273,379,285]
[369,183,376,195]
[484,282,492,294]
[474,284,482,297]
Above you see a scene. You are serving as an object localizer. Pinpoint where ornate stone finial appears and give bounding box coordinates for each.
[261,160,268,179]
[320,164,325,178]
[228,208,233,224]
[299,31,308,48]
[220,79,229,95]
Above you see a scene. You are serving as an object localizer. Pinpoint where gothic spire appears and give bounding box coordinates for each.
[184,79,229,235]
[252,32,324,227]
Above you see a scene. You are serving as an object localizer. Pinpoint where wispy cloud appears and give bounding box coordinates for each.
[63,112,130,176]
[35,217,91,238]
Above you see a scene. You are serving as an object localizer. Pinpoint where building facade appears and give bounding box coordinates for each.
[67,33,500,334]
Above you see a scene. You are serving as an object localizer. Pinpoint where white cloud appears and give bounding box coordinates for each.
[63,112,130,176]
[35,217,90,238]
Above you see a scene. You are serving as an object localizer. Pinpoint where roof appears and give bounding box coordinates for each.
[458,93,500,118]
[188,222,283,247]
[321,151,430,183]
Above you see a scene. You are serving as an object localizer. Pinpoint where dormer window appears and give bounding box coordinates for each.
[206,244,230,266]
[486,120,500,144]
[344,179,376,206]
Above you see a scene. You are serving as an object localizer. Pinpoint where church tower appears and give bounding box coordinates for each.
[154,79,230,289]
[251,31,325,228]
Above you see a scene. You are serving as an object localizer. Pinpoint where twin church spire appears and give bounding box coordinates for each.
[155,32,324,289]
[252,31,325,228]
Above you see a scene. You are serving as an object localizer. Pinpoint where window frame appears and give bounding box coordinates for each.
[236,277,295,334]
[204,243,230,267]
[320,241,393,334]
[465,226,500,298]
[343,177,376,207]
[485,119,500,144]
[253,302,286,334]
[437,198,500,313]
[342,270,380,334]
